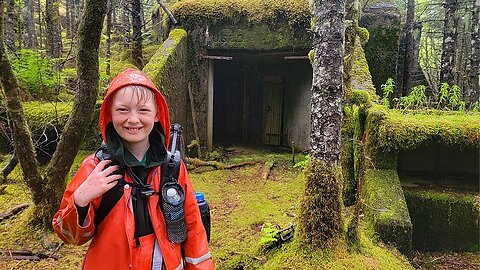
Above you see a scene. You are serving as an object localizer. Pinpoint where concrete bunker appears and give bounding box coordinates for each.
[208,50,312,149]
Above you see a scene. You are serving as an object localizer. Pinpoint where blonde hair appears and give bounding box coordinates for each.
[114,85,157,106]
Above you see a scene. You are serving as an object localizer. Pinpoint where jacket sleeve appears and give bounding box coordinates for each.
[179,161,215,270]
[52,154,100,245]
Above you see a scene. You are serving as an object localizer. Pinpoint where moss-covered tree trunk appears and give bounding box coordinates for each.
[45,0,63,58]
[39,0,108,227]
[0,0,107,227]
[299,0,345,248]
[0,0,44,206]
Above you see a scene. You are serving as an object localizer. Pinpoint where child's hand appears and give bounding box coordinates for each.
[73,160,123,207]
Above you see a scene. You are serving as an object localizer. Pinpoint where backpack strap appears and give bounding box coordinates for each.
[94,144,125,227]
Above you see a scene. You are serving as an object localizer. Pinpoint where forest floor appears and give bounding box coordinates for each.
[0,148,477,269]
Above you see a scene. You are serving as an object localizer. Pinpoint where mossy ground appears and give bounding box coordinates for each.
[0,149,420,269]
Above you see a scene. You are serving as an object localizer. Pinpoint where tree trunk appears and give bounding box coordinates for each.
[122,0,131,48]
[299,0,345,248]
[65,0,73,38]
[0,0,108,227]
[39,0,108,227]
[37,0,43,49]
[106,0,112,76]
[22,0,37,49]
[45,0,63,58]
[5,0,19,50]
[0,0,44,207]
[131,0,143,69]
[470,0,480,105]
[440,0,458,85]
[397,0,416,97]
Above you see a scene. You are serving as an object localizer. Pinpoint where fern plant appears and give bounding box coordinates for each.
[380,78,395,107]
[437,82,450,109]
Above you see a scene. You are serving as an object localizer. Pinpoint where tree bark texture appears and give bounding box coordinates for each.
[5,0,19,50]
[470,0,480,104]
[131,0,143,69]
[0,0,44,206]
[122,0,131,48]
[65,0,73,38]
[106,0,112,76]
[45,0,63,58]
[309,3,345,164]
[37,0,43,48]
[299,0,345,249]
[22,0,36,49]
[39,0,108,226]
[440,0,458,85]
[397,0,416,97]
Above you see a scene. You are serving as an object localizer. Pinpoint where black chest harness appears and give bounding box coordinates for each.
[94,123,187,243]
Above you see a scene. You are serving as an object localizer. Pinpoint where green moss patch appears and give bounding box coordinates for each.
[362,169,412,255]
[351,42,376,93]
[0,101,102,155]
[364,105,480,168]
[172,0,311,50]
[404,188,480,251]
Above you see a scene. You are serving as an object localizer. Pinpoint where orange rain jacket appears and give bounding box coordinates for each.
[53,68,214,270]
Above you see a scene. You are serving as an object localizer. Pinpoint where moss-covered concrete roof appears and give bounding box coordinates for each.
[172,0,310,25]
[172,0,312,50]
[366,105,480,152]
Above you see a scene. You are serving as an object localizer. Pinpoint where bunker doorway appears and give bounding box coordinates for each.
[209,51,311,149]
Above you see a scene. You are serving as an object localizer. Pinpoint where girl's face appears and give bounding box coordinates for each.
[110,86,158,150]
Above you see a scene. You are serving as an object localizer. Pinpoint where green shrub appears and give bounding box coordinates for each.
[11,49,57,100]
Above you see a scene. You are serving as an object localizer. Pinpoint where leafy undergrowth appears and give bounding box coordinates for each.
[1,149,414,269]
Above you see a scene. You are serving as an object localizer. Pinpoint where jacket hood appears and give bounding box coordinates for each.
[99,68,170,149]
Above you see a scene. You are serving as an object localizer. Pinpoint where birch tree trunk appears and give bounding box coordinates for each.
[299,0,345,248]
[45,0,63,58]
[440,0,458,85]
[22,0,37,49]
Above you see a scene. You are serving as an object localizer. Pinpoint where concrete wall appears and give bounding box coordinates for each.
[284,62,312,151]
[143,29,189,138]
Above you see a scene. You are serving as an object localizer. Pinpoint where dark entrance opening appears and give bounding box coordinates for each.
[212,50,310,147]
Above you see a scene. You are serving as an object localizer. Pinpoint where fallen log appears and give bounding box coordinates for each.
[0,203,29,222]
[0,249,59,261]
[185,158,259,172]
[261,161,274,180]
[224,161,258,169]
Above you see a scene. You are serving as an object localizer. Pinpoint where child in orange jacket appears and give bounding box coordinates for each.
[53,68,214,270]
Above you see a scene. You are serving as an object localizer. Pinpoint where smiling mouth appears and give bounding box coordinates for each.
[125,127,143,131]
